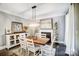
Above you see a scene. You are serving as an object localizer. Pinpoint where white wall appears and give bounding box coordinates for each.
[0,11,28,46]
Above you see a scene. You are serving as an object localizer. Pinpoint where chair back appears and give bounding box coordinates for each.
[26,39,35,51]
[19,33,27,50]
[41,34,46,38]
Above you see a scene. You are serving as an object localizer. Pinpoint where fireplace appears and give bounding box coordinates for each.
[39,29,53,44]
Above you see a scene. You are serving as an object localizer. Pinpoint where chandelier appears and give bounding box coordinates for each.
[29,5,39,27]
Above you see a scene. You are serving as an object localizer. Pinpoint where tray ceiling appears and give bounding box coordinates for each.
[0,3,70,19]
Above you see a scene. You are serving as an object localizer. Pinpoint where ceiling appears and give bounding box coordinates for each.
[0,3,70,19]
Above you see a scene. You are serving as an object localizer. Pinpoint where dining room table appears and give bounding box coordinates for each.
[26,36,50,45]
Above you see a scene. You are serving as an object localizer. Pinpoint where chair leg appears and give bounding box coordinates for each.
[28,50,29,56]
[23,49,25,56]
[24,50,26,56]
[22,49,24,56]
[34,52,35,56]
[40,49,42,56]
[21,49,23,55]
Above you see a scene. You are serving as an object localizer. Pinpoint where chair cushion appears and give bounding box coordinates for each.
[41,45,56,56]
[55,43,66,56]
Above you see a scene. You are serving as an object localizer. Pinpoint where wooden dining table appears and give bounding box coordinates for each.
[26,36,50,45]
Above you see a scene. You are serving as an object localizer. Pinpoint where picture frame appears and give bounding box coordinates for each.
[11,21,23,33]
[40,18,53,29]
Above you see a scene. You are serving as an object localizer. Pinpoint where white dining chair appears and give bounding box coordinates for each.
[26,39,40,56]
[40,45,56,56]
[19,33,28,56]
[40,38,56,56]
[40,34,47,38]
[40,44,56,56]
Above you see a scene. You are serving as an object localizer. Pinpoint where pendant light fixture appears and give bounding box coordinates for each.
[29,5,39,27]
